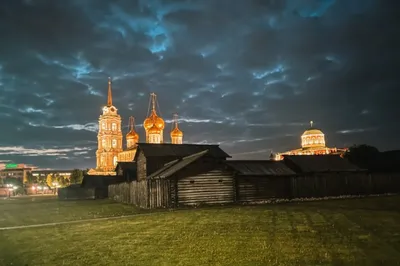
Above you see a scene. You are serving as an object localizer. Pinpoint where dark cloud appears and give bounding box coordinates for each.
[0,0,399,169]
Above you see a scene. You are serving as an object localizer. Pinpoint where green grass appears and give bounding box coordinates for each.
[1,196,400,265]
[0,195,144,228]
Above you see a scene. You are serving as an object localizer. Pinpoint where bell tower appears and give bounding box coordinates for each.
[88,78,123,175]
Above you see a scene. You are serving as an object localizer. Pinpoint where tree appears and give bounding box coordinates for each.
[56,175,69,187]
[344,144,380,169]
[70,169,84,184]
[46,174,54,187]
[25,172,37,185]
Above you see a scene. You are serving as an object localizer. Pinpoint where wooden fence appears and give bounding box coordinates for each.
[108,179,171,209]
[109,172,400,209]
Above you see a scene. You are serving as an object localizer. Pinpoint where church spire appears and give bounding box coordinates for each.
[150,92,156,112]
[173,113,179,128]
[129,116,134,131]
[107,77,112,107]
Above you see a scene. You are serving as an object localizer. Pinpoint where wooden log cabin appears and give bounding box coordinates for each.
[134,143,231,181]
[225,160,296,202]
[283,155,367,197]
[143,146,235,207]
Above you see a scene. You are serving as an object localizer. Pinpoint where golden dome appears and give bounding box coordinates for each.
[301,121,326,149]
[144,110,165,130]
[170,127,183,138]
[302,128,324,136]
[148,124,161,134]
[143,116,154,130]
[155,116,165,129]
[126,130,139,141]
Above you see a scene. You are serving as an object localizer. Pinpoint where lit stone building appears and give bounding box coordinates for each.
[273,121,347,160]
[88,78,123,175]
[88,79,184,175]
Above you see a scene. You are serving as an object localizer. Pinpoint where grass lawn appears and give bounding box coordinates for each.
[1,196,400,265]
[0,195,144,228]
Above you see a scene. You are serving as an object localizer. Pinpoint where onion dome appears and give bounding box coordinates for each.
[148,124,161,135]
[170,126,183,138]
[126,130,139,142]
[143,115,154,130]
[154,115,165,129]
[144,110,165,130]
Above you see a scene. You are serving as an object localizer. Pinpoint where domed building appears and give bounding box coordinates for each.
[144,93,165,144]
[273,121,347,160]
[117,116,139,163]
[170,114,183,144]
[88,83,185,175]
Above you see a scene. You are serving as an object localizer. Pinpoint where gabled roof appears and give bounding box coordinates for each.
[116,162,136,171]
[134,143,230,160]
[284,155,362,173]
[225,160,296,176]
[147,150,209,179]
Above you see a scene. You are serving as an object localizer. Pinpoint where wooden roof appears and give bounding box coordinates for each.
[283,155,362,173]
[147,150,209,179]
[116,162,136,171]
[134,143,230,160]
[225,160,296,176]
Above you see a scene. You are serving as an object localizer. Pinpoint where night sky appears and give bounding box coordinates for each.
[0,0,399,169]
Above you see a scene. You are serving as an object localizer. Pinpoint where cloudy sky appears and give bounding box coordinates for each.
[0,0,399,169]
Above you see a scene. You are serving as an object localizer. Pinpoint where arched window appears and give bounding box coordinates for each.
[112,123,117,131]
[102,122,106,130]
[112,139,117,148]
[102,139,106,149]
[113,156,118,166]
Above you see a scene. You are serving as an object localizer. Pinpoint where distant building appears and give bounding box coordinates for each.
[31,170,72,179]
[87,78,184,176]
[0,164,72,184]
[273,121,347,160]
[0,164,32,183]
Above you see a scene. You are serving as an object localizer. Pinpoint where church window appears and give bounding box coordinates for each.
[112,139,117,148]
[113,156,118,166]
[112,123,117,131]
[102,139,106,149]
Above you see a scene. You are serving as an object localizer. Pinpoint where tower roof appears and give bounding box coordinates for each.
[170,114,183,138]
[302,121,324,136]
[144,93,165,130]
[126,116,139,140]
[107,77,113,107]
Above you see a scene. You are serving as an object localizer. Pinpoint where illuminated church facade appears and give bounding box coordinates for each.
[88,79,183,175]
[273,121,347,161]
